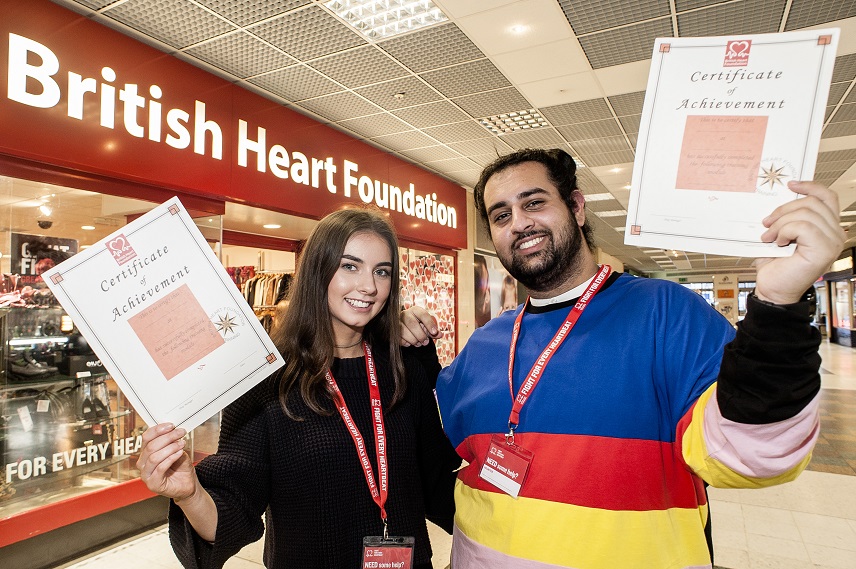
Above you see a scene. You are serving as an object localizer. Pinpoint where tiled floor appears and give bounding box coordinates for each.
[56,340,856,569]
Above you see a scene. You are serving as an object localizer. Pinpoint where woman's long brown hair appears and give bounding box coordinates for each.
[270,208,406,419]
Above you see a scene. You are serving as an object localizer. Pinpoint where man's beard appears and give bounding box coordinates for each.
[499,222,584,293]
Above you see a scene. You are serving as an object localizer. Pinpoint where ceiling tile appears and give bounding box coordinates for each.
[517,71,604,107]
[297,91,382,122]
[492,39,592,85]
[557,0,671,35]
[784,0,856,31]
[185,31,294,78]
[579,149,637,166]
[573,136,633,154]
[832,53,856,83]
[248,64,341,101]
[422,121,494,143]
[557,119,624,141]
[541,98,613,125]
[677,0,786,37]
[104,0,234,49]
[393,101,471,128]
[420,59,510,98]
[455,0,576,56]
[452,88,533,119]
[593,59,652,96]
[400,146,463,163]
[447,138,514,157]
[579,18,673,68]
[499,128,567,149]
[426,157,482,172]
[618,114,642,134]
[371,130,440,152]
[608,91,646,116]
[196,0,310,27]
[308,46,409,88]
[355,77,443,110]
[337,113,412,138]
[824,121,856,138]
[250,5,365,61]
[377,22,484,73]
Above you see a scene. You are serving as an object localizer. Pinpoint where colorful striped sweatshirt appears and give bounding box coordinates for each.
[436,272,820,569]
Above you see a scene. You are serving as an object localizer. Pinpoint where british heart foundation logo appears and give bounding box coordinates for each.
[724,40,751,67]
[107,234,137,265]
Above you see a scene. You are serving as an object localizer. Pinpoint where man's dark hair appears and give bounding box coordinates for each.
[473,148,595,249]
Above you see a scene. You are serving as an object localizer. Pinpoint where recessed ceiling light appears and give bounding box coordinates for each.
[39,204,52,216]
[479,109,549,135]
[610,167,622,173]
[326,0,448,40]
[263,224,281,229]
[81,225,95,230]
[509,24,529,34]
[595,210,626,217]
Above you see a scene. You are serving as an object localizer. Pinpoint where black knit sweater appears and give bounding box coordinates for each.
[168,343,460,569]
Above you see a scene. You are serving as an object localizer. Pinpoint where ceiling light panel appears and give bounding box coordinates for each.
[250,5,365,61]
[104,0,234,50]
[308,46,409,88]
[540,98,613,126]
[579,18,673,69]
[479,109,549,136]
[196,0,310,28]
[355,76,443,110]
[248,65,342,101]
[325,0,448,40]
[583,193,614,202]
[185,31,295,78]
[377,22,484,73]
[420,59,510,99]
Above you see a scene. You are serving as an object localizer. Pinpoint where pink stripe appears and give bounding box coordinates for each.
[451,525,573,569]
[450,525,713,569]
[703,388,820,478]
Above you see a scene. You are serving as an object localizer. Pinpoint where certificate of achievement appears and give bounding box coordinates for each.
[625,29,839,257]
[42,197,285,431]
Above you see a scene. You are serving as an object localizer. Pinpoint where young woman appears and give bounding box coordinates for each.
[137,208,460,568]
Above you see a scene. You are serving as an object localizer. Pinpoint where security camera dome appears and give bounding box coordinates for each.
[37,220,53,230]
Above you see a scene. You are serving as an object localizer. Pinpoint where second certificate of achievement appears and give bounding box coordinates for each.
[625,29,839,257]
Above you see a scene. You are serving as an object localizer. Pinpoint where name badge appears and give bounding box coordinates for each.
[362,536,414,569]
[478,434,533,498]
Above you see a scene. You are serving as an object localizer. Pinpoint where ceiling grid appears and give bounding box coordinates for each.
[47,0,856,275]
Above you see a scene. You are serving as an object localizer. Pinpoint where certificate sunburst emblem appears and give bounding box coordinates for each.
[214,313,239,335]
[758,163,788,190]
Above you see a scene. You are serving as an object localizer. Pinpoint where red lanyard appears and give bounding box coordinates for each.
[326,341,390,529]
[506,265,612,441]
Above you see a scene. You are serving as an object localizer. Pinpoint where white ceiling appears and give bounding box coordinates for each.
[48,0,856,276]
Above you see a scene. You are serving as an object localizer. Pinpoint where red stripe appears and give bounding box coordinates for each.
[456,432,707,511]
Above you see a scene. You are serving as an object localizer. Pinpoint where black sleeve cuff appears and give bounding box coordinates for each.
[402,339,441,388]
[715,291,821,424]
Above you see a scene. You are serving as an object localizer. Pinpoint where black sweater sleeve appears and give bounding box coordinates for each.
[404,342,461,534]
[168,376,276,568]
[716,292,821,425]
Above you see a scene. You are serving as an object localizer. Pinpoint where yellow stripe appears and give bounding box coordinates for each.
[454,481,711,568]
[681,384,812,489]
